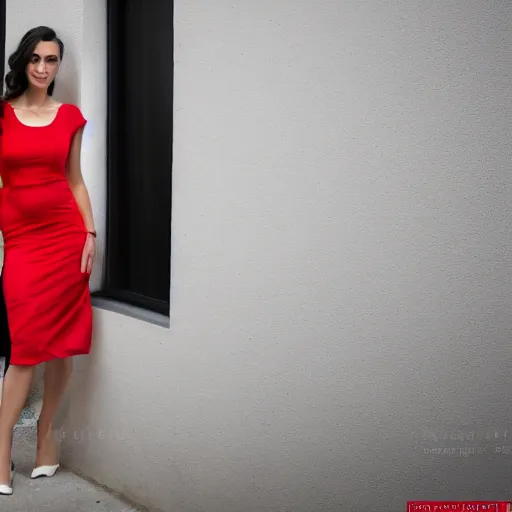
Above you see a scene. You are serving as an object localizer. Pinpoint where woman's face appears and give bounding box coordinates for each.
[26,40,61,91]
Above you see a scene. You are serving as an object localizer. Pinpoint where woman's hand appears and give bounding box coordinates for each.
[81,233,96,274]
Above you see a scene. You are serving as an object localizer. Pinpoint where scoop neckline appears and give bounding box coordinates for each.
[6,102,66,128]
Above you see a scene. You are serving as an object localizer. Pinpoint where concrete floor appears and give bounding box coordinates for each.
[6,425,141,512]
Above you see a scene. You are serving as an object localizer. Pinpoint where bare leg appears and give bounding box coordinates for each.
[35,357,72,467]
[0,365,35,483]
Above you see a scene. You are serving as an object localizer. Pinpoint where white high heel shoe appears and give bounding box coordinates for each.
[30,463,59,479]
[32,421,60,479]
[0,461,15,495]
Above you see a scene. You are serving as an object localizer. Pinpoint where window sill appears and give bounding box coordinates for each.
[91,295,170,329]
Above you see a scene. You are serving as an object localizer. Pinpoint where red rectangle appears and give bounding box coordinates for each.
[407,502,512,512]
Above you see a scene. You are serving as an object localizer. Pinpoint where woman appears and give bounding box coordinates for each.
[0,26,95,494]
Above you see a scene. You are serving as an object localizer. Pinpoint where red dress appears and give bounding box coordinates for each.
[0,102,92,365]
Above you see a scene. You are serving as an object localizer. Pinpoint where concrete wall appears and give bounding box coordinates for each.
[8,0,512,511]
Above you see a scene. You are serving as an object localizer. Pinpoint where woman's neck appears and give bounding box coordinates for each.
[16,89,51,108]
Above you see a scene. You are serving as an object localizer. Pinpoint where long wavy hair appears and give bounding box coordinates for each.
[0,27,63,136]
[3,26,64,102]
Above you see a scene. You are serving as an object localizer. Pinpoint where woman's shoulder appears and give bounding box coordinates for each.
[60,102,83,114]
[60,103,87,132]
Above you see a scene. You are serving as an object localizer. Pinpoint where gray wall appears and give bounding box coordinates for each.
[59,0,512,511]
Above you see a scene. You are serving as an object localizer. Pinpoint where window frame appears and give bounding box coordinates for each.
[98,0,173,317]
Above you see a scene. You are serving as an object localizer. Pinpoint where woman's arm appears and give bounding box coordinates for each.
[66,127,95,234]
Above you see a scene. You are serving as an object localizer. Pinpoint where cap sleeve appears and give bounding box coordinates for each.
[68,104,87,135]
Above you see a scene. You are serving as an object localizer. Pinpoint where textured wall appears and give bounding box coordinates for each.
[35,0,512,511]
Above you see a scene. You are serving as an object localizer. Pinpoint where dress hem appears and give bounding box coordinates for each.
[10,349,91,366]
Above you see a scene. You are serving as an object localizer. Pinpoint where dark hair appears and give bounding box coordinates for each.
[3,26,64,101]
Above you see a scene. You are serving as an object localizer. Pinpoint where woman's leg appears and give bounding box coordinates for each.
[35,357,72,467]
[0,364,35,483]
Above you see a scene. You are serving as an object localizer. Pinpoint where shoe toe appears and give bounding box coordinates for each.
[0,484,13,495]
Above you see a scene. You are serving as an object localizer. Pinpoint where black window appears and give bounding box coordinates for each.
[101,0,173,316]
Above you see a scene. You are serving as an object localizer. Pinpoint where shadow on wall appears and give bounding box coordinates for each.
[54,52,80,105]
